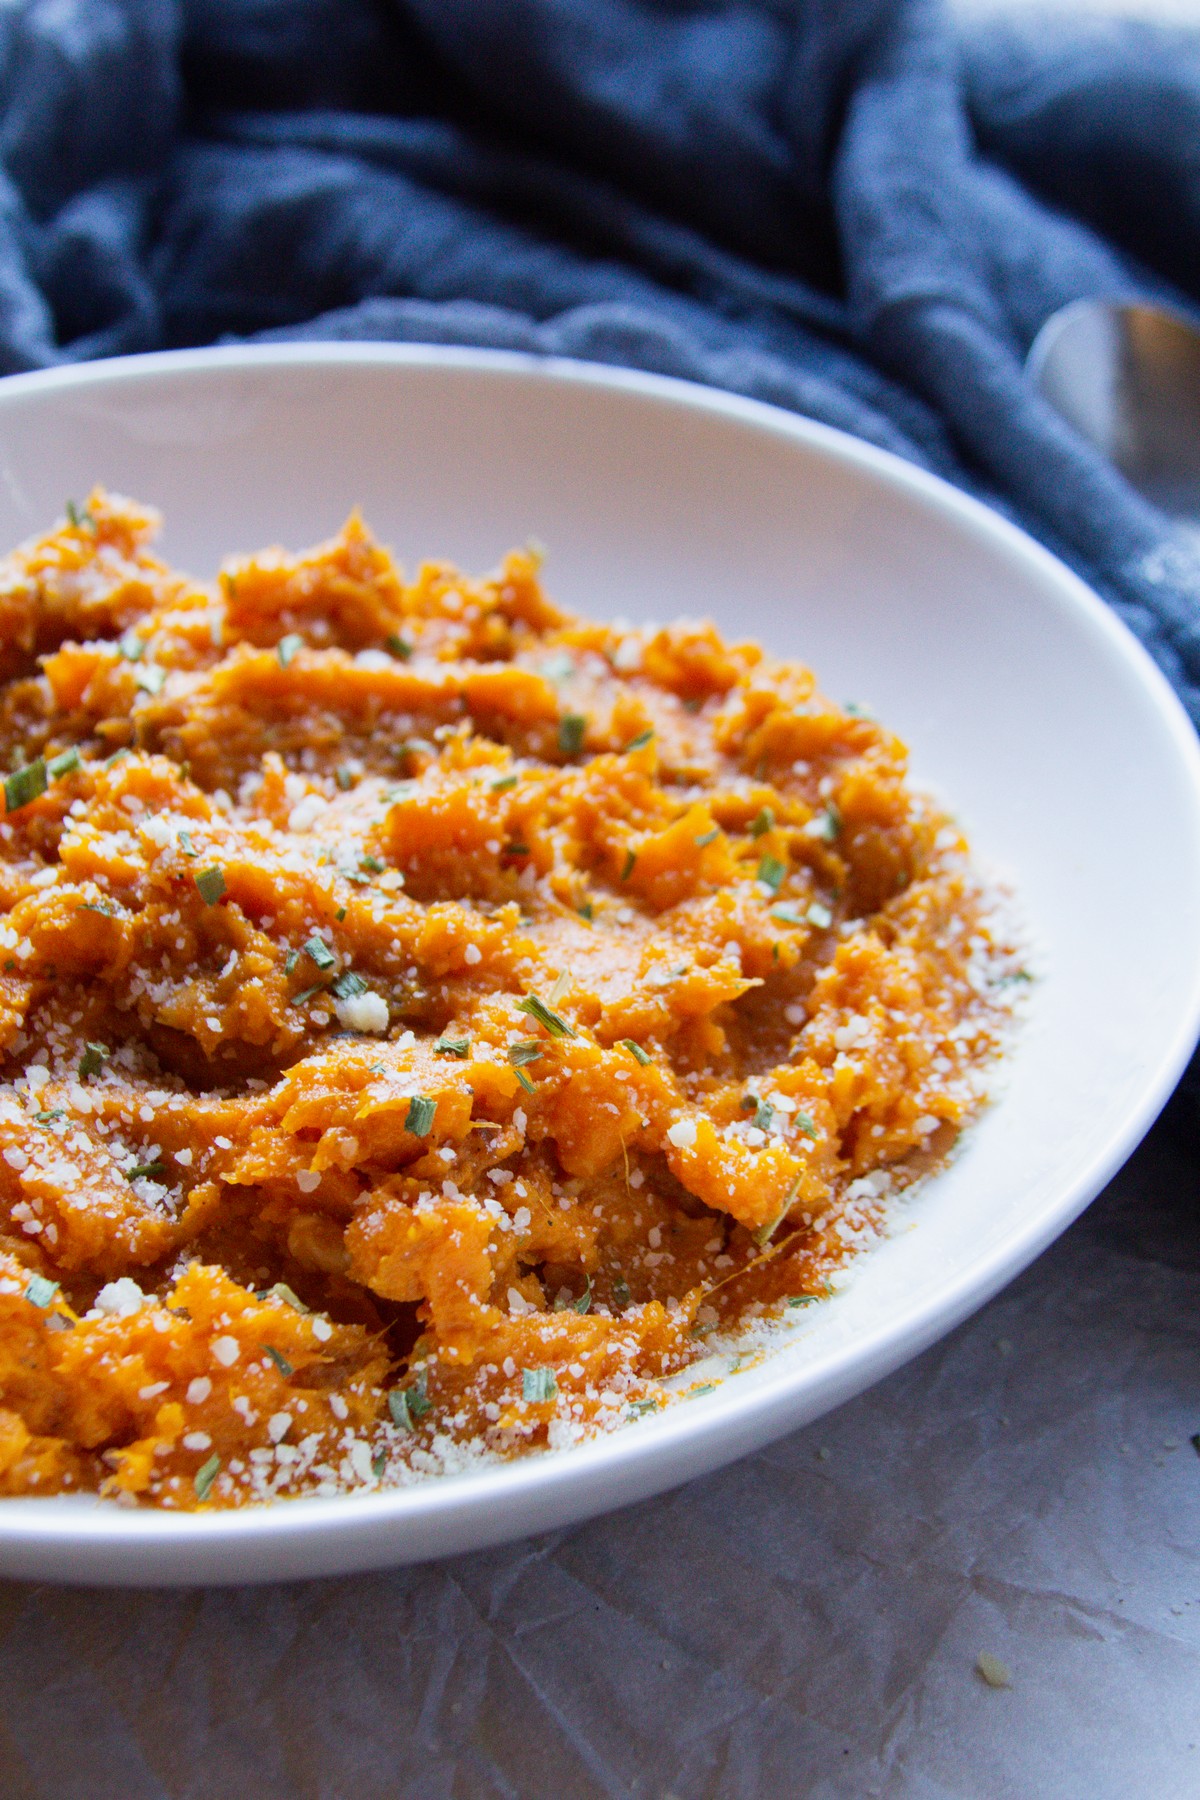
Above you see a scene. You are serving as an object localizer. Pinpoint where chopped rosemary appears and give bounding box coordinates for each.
[625,729,654,752]
[193,1453,221,1501]
[405,1094,437,1136]
[756,854,787,894]
[808,804,841,842]
[303,935,335,969]
[513,1066,536,1093]
[288,983,327,1006]
[262,1343,293,1375]
[750,806,774,837]
[65,498,92,529]
[522,1366,557,1403]
[360,855,385,873]
[620,1039,652,1066]
[558,712,587,757]
[335,766,355,791]
[264,1283,308,1313]
[770,904,804,926]
[276,633,303,667]
[125,1161,166,1182]
[490,774,518,793]
[34,1109,64,1124]
[78,900,115,917]
[694,827,720,848]
[47,748,80,779]
[388,1389,414,1430]
[23,1274,58,1308]
[371,1449,387,1478]
[335,905,347,920]
[195,865,226,905]
[284,949,299,974]
[78,1041,107,1078]
[434,1036,470,1059]
[796,1111,818,1138]
[578,900,594,920]
[390,1370,432,1429]
[332,970,368,999]
[620,848,637,881]
[612,1274,632,1308]
[508,1039,544,1067]
[4,759,47,813]
[386,633,413,660]
[178,829,197,857]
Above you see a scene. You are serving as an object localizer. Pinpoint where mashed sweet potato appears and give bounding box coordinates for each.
[0,491,1018,1509]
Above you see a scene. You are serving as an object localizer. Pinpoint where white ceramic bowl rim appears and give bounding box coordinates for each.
[0,342,1195,1581]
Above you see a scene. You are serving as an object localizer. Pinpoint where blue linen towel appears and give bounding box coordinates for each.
[1,0,1199,716]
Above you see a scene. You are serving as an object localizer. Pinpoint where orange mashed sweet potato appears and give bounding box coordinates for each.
[0,490,1018,1510]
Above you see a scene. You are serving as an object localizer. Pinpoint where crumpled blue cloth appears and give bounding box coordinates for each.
[0,0,1198,723]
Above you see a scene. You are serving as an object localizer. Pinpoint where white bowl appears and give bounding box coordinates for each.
[0,345,1196,1586]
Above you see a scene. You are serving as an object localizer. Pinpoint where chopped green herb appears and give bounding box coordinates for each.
[405,1094,437,1136]
[612,1274,632,1308]
[558,713,587,757]
[193,1453,221,1501]
[23,1274,58,1308]
[104,747,130,768]
[178,829,197,857]
[770,905,804,926]
[578,900,594,921]
[628,1397,658,1418]
[135,663,166,695]
[756,854,787,894]
[625,729,655,752]
[407,1371,432,1419]
[786,1294,820,1308]
[264,1282,309,1313]
[502,842,530,858]
[434,1036,470,1059]
[805,902,833,929]
[360,855,385,874]
[276,634,303,667]
[78,900,116,917]
[195,865,226,906]
[508,1039,544,1068]
[620,1039,651,1066]
[574,1276,593,1315]
[490,774,519,793]
[65,499,84,528]
[691,1383,717,1397]
[750,806,774,838]
[796,1111,818,1138]
[741,1095,774,1133]
[513,1066,536,1094]
[522,1366,557,1403]
[621,848,637,881]
[335,765,355,791]
[4,758,47,813]
[262,1343,293,1375]
[125,1162,166,1182]
[371,1449,387,1478]
[694,827,720,848]
[808,804,841,843]
[332,970,368,1000]
[78,1041,107,1079]
[47,747,81,779]
[388,1388,414,1430]
[118,629,145,663]
[284,949,300,974]
[752,1182,799,1248]
[335,905,347,921]
[515,993,575,1038]
[843,700,874,719]
[303,935,335,969]
[33,1109,64,1125]
[386,633,413,660]
[289,983,327,1006]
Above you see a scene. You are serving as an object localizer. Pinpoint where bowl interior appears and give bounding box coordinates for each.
[0,346,1197,1583]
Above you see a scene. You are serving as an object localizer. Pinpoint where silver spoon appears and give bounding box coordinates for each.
[1027,299,1200,524]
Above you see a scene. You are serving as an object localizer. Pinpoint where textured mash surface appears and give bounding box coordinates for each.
[0,493,1016,1509]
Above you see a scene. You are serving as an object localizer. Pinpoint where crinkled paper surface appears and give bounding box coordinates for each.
[0,1100,1196,1799]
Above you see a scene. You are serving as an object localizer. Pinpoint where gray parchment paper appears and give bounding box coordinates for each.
[0,1098,1196,1800]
